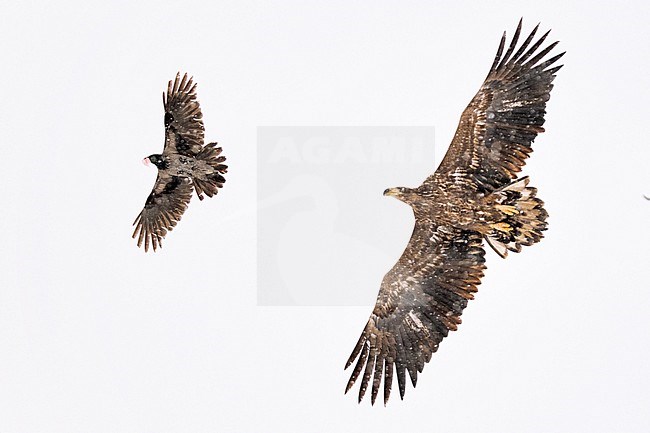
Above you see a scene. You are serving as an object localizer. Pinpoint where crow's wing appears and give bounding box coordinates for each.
[163,72,205,157]
[132,175,193,252]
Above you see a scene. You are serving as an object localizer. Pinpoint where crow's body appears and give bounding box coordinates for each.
[132,73,227,252]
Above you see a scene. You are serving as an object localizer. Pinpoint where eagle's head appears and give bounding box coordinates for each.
[143,154,168,170]
[383,187,418,203]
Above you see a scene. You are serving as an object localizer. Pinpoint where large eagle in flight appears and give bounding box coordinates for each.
[345,20,564,405]
[133,73,227,252]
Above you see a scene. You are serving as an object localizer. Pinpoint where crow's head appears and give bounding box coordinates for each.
[143,154,168,170]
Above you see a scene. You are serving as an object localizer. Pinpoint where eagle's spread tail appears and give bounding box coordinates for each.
[484,177,548,258]
[193,142,228,200]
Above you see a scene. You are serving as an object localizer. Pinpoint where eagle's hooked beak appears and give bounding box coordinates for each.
[383,188,400,197]
[142,157,151,167]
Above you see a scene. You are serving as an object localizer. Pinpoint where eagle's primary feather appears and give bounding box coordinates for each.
[345,20,563,405]
[132,73,227,252]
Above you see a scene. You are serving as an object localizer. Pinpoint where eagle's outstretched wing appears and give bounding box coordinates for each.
[163,72,205,157]
[132,175,194,252]
[431,20,564,193]
[345,224,486,405]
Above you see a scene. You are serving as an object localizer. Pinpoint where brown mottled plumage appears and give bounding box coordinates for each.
[345,20,564,405]
[132,73,228,252]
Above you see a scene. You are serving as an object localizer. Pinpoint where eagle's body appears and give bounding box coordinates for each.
[406,177,496,230]
[345,20,563,405]
[132,73,227,252]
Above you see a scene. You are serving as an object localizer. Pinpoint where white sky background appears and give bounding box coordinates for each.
[1,0,649,431]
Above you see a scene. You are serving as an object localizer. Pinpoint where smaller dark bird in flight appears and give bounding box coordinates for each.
[133,73,227,252]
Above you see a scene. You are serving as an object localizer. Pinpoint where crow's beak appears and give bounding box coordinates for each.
[142,157,150,167]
